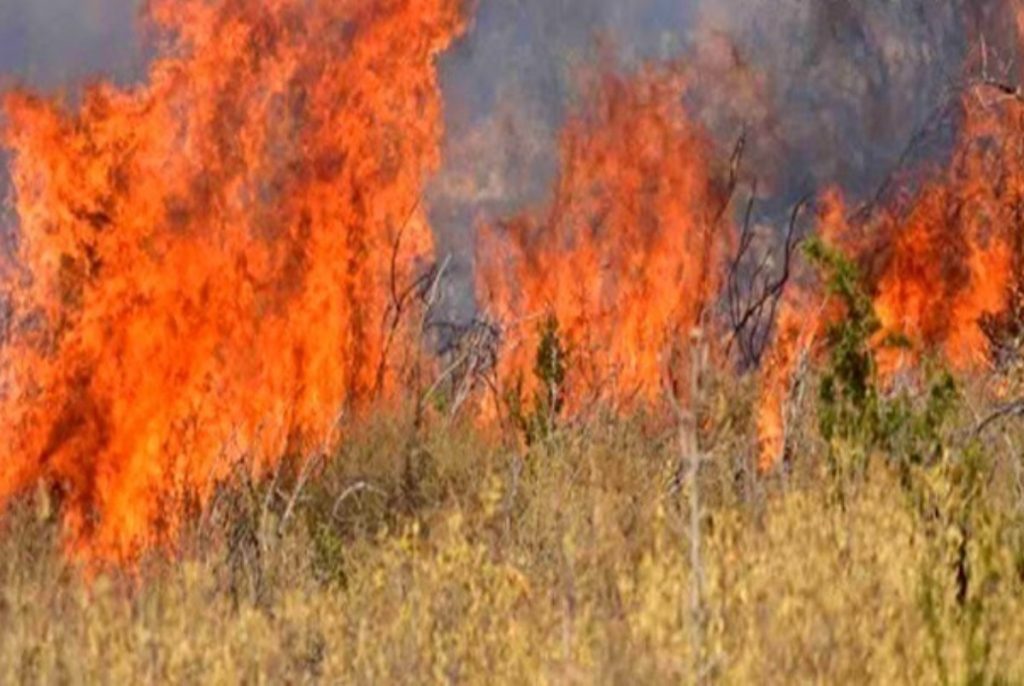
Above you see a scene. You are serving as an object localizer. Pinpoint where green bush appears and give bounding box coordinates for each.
[507,314,570,445]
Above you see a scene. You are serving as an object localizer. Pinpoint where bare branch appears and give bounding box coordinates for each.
[726,195,810,367]
[331,480,389,521]
[974,399,1024,438]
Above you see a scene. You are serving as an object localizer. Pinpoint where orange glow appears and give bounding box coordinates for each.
[870,101,1020,375]
[755,292,820,471]
[757,91,1024,471]
[477,66,732,415]
[0,0,464,564]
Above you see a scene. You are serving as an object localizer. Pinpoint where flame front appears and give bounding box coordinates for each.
[477,67,732,415]
[4,0,1024,560]
[757,87,1024,470]
[0,0,464,563]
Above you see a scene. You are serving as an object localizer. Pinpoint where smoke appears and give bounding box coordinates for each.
[688,0,976,207]
[0,0,1016,322]
[0,0,144,89]
[427,0,1001,323]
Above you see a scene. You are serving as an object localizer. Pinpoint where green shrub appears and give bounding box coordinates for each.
[805,237,959,476]
[507,314,570,445]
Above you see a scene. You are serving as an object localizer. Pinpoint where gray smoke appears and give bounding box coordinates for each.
[0,0,1018,324]
[428,0,997,323]
[0,0,143,89]
[687,0,977,212]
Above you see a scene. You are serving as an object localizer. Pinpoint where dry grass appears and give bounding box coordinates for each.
[2,373,1024,685]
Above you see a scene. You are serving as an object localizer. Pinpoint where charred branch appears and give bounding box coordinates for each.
[726,195,810,369]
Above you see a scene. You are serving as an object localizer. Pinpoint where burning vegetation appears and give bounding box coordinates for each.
[9,3,1024,682]
[757,73,1024,469]
[476,66,731,417]
[0,0,464,562]
[0,0,1023,575]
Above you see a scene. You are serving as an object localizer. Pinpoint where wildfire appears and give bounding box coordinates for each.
[476,66,732,416]
[3,0,1024,564]
[757,86,1024,470]
[0,0,464,563]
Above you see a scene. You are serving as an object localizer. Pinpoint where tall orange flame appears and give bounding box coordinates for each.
[477,66,732,415]
[0,0,464,563]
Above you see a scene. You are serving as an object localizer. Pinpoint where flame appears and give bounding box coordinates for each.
[755,293,820,471]
[0,0,464,563]
[477,66,731,415]
[870,102,1021,375]
[757,87,1024,470]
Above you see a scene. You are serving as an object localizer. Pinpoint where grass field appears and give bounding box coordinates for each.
[3,361,1023,685]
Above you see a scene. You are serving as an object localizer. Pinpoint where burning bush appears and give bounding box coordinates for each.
[476,65,733,422]
[758,84,1024,470]
[0,0,464,564]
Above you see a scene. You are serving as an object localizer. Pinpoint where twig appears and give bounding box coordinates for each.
[727,196,810,367]
[277,451,324,538]
[663,328,709,682]
[974,399,1024,438]
[373,200,435,399]
[331,480,389,520]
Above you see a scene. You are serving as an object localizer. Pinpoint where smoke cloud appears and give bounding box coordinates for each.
[0,0,143,89]
[427,0,997,321]
[1,0,1017,321]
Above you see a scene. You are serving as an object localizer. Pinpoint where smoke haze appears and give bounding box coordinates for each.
[0,0,1016,320]
[0,0,143,89]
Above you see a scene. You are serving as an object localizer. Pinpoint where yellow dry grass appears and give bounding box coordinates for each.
[2,377,1023,685]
